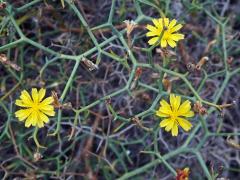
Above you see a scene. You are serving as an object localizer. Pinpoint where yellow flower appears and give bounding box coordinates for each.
[176,167,190,180]
[156,94,194,136]
[15,88,55,128]
[146,18,184,48]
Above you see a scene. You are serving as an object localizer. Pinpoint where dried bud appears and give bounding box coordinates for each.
[227,56,233,64]
[135,67,142,79]
[193,101,207,115]
[196,56,208,71]
[52,91,61,108]
[124,20,137,36]
[0,54,7,62]
[162,74,179,93]
[162,76,171,93]
[186,63,196,72]
[124,20,137,48]
[130,67,142,90]
[82,57,98,71]
[0,54,21,71]
[33,152,43,162]
[51,91,72,109]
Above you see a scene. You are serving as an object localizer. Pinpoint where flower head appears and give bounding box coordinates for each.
[146,18,184,48]
[15,88,55,128]
[156,94,194,136]
[176,167,190,180]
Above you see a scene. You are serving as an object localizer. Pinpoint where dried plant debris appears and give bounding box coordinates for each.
[0,54,21,71]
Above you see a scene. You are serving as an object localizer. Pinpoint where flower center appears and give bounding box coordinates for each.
[170,111,178,120]
[32,102,40,111]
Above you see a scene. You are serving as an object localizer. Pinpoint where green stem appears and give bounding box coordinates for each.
[33,127,46,150]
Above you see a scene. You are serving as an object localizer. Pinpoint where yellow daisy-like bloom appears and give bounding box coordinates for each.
[15,88,55,128]
[156,94,194,136]
[176,167,190,180]
[146,18,184,48]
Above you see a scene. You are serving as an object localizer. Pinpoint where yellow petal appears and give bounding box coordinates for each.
[159,118,171,127]
[25,113,35,127]
[165,119,174,132]
[38,111,49,123]
[158,108,172,117]
[152,18,162,29]
[148,37,159,45]
[15,100,32,107]
[40,97,54,106]
[184,168,190,173]
[177,100,194,117]
[37,120,44,128]
[167,39,176,48]
[182,110,194,117]
[39,88,46,102]
[146,31,158,37]
[156,110,170,117]
[171,33,184,41]
[163,18,169,27]
[15,109,32,121]
[170,94,181,112]
[25,118,32,127]
[160,39,167,47]
[146,24,158,32]
[41,109,55,116]
[39,104,54,111]
[178,100,190,112]
[158,18,164,27]
[159,100,172,114]
[177,117,192,131]
[171,122,178,136]
[31,88,39,103]
[170,24,183,33]
[20,90,33,105]
[168,19,177,29]
[31,111,38,126]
